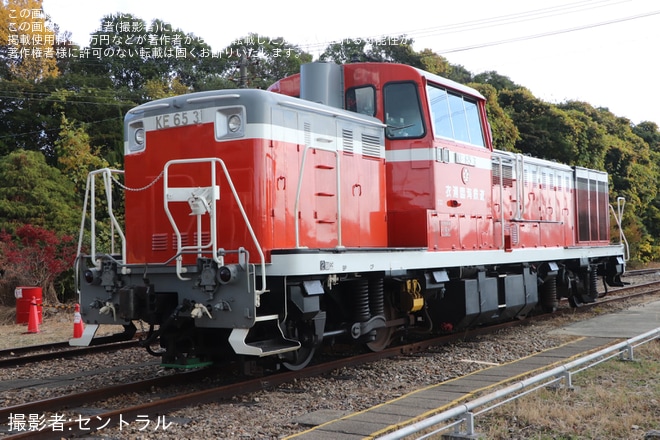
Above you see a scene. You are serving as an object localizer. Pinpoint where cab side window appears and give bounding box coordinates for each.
[383,82,425,139]
[346,86,375,116]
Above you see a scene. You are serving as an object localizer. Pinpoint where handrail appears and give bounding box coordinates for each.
[378,327,660,439]
[76,168,126,265]
[491,154,507,250]
[610,196,630,261]
[163,159,221,280]
[514,153,525,220]
[162,158,268,296]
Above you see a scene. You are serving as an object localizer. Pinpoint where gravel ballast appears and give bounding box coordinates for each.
[1,273,658,439]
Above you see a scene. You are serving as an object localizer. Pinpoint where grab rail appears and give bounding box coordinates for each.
[610,196,630,261]
[162,158,267,296]
[76,168,126,265]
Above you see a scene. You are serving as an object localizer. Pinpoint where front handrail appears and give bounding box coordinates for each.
[610,196,629,261]
[162,158,267,295]
[76,168,126,265]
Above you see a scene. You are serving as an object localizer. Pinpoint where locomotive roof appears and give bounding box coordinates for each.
[125,88,384,128]
[412,67,486,101]
[335,62,485,101]
[268,62,486,102]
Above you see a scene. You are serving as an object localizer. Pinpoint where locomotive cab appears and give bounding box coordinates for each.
[271,62,626,311]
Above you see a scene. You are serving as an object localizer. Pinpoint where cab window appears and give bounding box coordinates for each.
[346,86,375,116]
[383,82,425,139]
[427,84,484,147]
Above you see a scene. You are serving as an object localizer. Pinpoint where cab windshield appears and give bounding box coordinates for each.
[427,84,484,147]
[383,82,425,139]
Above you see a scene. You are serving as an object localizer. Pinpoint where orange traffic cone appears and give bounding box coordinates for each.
[73,303,84,338]
[27,296,40,333]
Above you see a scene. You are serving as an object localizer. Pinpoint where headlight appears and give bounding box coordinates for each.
[127,120,145,153]
[84,269,101,285]
[134,127,145,145]
[228,114,241,132]
[215,107,244,140]
[217,265,238,284]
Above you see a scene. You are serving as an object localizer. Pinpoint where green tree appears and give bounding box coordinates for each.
[473,71,519,91]
[632,121,660,257]
[221,34,312,89]
[55,114,109,195]
[602,118,658,263]
[0,150,79,234]
[143,77,190,100]
[366,35,422,66]
[633,121,660,152]
[471,83,519,152]
[444,63,473,84]
[498,87,576,163]
[550,102,607,170]
[45,83,132,165]
[82,14,217,94]
[0,0,58,82]
[0,68,129,165]
[0,77,62,160]
[319,35,421,66]
[418,49,452,76]
[319,39,368,64]
[54,115,120,260]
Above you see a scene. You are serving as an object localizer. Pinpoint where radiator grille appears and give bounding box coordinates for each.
[361,133,381,158]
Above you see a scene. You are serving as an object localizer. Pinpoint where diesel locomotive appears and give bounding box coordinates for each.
[73,62,627,369]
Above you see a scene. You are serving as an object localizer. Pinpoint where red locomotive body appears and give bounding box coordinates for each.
[122,90,387,266]
[75,62,626,368]
[269,63,608,254]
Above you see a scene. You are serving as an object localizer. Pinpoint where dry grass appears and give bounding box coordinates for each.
[0,305,128,349]
[0,305,82,348]
[0,305,16,325]
[477,341,660,439]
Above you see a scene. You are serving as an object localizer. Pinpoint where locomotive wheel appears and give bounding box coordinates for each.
[568,294,584,308]
[281,346,316,371]
[568,287,599,308]
[569,291,598,307]
[279,317,321,371]
[366,325,393,352]
[366,301,395,352]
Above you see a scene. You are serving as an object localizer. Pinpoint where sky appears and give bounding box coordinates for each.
[41,0,660,126]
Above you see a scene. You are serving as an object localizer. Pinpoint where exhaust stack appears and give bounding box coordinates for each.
[300,63,343,109]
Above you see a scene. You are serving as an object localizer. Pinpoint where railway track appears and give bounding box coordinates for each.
[0,340,140,369]
[0,328,146,369]
[621,268,660,277]
[2,278,659,439]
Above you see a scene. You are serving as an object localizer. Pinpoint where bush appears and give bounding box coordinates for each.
[0,224,77,306]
